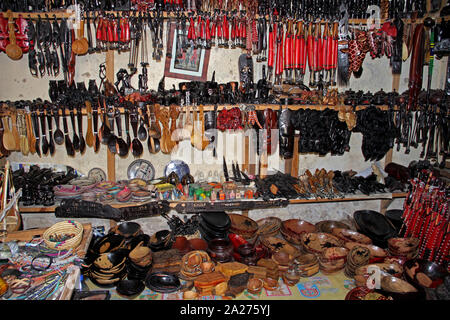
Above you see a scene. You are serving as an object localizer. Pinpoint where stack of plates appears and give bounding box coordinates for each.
[292,253,319,277]
[198,212,231,242]
[387,237,420,259]
[344,245,371,278]
[228,214,258,240]
[88,249,129,287]
[318,247,349,274]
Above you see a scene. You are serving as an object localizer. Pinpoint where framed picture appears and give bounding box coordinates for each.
[164,22,210,81]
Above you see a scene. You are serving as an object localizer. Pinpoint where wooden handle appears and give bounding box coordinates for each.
[10,113,20,151]
[26,112,36,154]
[85,101,94,147]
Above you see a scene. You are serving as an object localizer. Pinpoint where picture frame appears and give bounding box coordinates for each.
[164,22,210,81]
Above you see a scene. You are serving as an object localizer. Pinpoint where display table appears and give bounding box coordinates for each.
[85,270,356,300]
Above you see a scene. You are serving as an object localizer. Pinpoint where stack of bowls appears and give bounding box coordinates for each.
[88,249,129,287]
[344,245,371,278]
[127,242,153,280]
[280,219,317,245]
[272,251,293,273]
[256,217,282,237]
[301,232,343,255]
[198,211,231,242]
[318,247,349,274]
[387,237,420,259]
[228,214,258,240]
[180,250,213,279]
[292,253,319,277]
[149,230,173,252]
[331,228,373,245]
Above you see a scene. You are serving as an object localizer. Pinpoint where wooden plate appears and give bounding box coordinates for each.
[228,214,258,236]
[331,228,373,244]
[260,236,301,257]
[301,232,343,254]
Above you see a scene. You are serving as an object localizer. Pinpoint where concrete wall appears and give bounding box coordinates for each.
[1,30,447,234]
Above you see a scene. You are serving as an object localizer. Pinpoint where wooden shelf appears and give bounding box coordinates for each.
[18,192,407,213]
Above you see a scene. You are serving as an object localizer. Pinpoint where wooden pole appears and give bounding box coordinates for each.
[105,50,116,182]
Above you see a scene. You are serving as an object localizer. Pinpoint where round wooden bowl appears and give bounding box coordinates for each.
[280,219,317,244]
[388,237,420,255]
[403,259,449,289]
[183,290,199,300]
[321,247,349,262]
[256,217,282,237]
[315,220,352,234]
[301,232,343,254]
[247,278,263,294]
[272,251,293,267]
[260,236,301,257]
[331,228,373,245]
[263,278,279,291]
[228,214,258,238]
[188,238,208,251]
[379,275,423,300]
[345,242,387,259]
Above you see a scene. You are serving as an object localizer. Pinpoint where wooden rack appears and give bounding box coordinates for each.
[5,10,450,24]
[18,192,407,214]
[2,8,429,215]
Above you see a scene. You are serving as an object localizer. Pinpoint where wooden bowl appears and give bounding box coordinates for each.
[403,259,449,289]
[321,247,349,261]
[272,251,293,266]
[260,236,301,257]
[280,219,317,243]
[315,220,352,234]
[263,278,279,291]
[388,237,420,255]
[345,242,387,259]
[247,278,263,294]
[301,232,343,254]
[200,261,215,274]
[183,290,199,300]
[380,275,419,299]
[331,228,372,245]
[188,238,208,251]
[228,214,258,238]
[114,222,142,238]
[93,250,128,270]
[256,217,282,237]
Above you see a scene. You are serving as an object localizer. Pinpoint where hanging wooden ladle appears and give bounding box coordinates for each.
[2,116,17,151]
[5,10,23,60]
[72,18,89,55]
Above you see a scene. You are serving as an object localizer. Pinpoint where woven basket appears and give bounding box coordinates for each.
[43,220,84,251]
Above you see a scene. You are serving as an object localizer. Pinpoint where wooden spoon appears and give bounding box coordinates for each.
[85,100,94,148]
[2,116,16,151]
[191,105,209,151]
[10,111,20,151]
[17,113,29,155]
[0,117,10,157]
[25,109,36,154]
[5,10,23,60]
[72,19,88,55]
